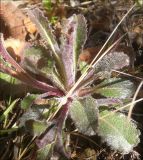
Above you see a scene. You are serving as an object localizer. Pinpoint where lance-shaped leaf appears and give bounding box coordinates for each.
[27,8,60,56]
[98,110,140,154]
[73,15,87,78]
[60,14,87,89]
[69,96,98,135]
[21,46,65,91]
[93,78,136,98]
[27,9,66,85]
[0,34,60,93]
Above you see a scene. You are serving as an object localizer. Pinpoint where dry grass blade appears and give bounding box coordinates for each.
[100,98,143,120]
[112,69,143,81]
[17,136,36,160]
[127,81,143,120]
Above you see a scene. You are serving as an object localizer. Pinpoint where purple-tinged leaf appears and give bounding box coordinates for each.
[36,101,71,159]
[73,15,87,78]
[76,78,135,99]
[27,9,66,85]
[21,46,65,91]
[36,122,57,148]
[54,102,71,158]
[60,15,87,89]
[27,8,60,55]
[0,34,60,93]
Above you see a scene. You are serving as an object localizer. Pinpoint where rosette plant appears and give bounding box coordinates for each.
[0,8,140,159]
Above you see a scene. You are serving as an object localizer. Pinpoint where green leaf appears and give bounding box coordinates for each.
[94,78,136,98]
[98,110,140,153]
[21,94,38,110]
[0,72,17,84]
[69,96,98,135]
[79,61,89,74]
[37,141,55,160]
[0,99,19,121]
[25,120,47,136]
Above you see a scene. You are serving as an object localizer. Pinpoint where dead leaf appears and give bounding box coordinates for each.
[4,38,27,62]
[0,2,36,40]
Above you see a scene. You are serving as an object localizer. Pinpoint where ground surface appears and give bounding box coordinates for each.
[0,0,143,160]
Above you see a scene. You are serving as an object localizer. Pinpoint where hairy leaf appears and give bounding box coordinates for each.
[95,50,130,73]
[79,48,130,84]
[94,78,136,98]
[22,46,65,91]
[69,96,98,135]
[36,126,67,158]
[27,8,60,56]
[98,110,140,153]
[0,34,59,92]
[27,9,66,85]
[60,15,87,89]
[22,46,53,74]
[73,15,87,78]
